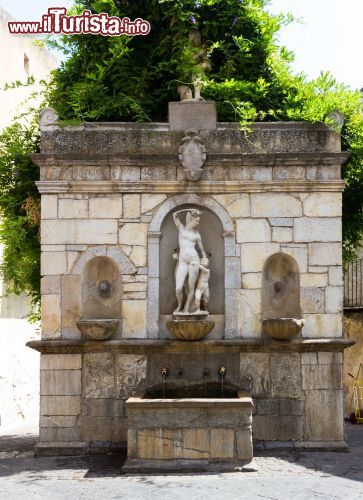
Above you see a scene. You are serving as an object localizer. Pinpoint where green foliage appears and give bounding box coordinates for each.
[0,121,41,310]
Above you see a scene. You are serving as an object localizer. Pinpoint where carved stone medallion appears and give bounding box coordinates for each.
[178,129,206,181]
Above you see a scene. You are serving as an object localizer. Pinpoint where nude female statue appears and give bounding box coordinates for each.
[172,208,207,314]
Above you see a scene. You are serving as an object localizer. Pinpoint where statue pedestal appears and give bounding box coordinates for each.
[168,101,217,130]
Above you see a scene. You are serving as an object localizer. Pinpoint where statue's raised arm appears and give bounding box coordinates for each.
[173,209,187,229]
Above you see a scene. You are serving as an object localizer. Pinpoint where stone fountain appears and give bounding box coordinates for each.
[27,88,354,467]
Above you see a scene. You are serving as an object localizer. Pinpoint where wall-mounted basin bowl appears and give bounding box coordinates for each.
[76,319,119,340]
[166,319,215,340]
[262,318,304,340]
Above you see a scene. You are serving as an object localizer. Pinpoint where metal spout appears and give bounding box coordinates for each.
[218,366,227,377]
[161,367,169,378]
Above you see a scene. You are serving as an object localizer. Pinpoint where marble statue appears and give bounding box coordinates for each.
[172,208,209,315]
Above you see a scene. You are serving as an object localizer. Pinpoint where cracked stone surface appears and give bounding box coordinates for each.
[0,424,362,499]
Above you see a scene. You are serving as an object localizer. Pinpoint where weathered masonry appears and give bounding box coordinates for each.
[28,104,353,459]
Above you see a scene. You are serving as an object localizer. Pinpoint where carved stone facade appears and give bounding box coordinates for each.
[30,117,351,456]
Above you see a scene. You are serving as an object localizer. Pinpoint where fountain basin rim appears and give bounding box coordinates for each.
[127,391,253,409]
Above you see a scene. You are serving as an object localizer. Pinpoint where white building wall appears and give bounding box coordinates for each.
[0,7,56,430]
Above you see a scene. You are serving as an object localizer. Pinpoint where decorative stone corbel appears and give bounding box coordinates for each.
[326,109,345,131]
[178,129,206,181]
[39,107,59,130]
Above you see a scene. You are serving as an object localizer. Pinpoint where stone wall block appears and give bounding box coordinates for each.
[302,364,342,390]
[294,217,341,242]
[300,273,328,288]
[269,218,294,227]
[240,353,270,397]
[210,429,235,459]
[256,399,278,415]
[129,245,147,267]
[242,273,262,289]
[181,429,210,459]
[40,396,81,416]
[141,194,167,214]
[325,286,343,313]
[270,353,301,398]
[301,353,317,365]
[137,429,182,460]
[303,313,342,338]
[82,416,114,442]
[62,275,81,338]
[41,370,81,396]
[278,399,305,416]
[123,194,141,219]
[122,300,147,338]
[272,227,292,243]
[42,220,118,245]
[318,352,342,364]
[236,219,271,243]
[253,415,303,441]
[41,354,82,371]
[41,276,61,295]
[237,289,261,337]
[328,266,343,286]
[41,252,67,276]
[304,389,344,441]
[301,287,325,313]
[41,195,58,219]
[116,354,147,399]
[309,243,342,266]
[58,199,88,219]
[41,294,61,339]
[84,353,115,399]
[40,427,82,442]
[236,430,253,460]
[303,193,342,217]
[213,194,250,218]
[111,166,140,182]
[225,257,241,289]
[40,416,78,428]
[119,223,147,246]
[89,195,122,218]
[251,193,302,218]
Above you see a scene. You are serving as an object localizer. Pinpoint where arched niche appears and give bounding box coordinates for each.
[81,256,122,320]
[160,204,224,315]
[261,252,302,321]
[147,194,239,339]
[62,245,136,339]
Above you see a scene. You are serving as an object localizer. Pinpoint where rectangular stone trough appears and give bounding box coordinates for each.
[125,389,253,469]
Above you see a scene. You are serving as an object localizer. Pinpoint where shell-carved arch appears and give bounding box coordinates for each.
[147,194,239,339]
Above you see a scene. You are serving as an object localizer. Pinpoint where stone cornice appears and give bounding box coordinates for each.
[36,180,346,194]
[27,338,354,355]
[31,151,349,167]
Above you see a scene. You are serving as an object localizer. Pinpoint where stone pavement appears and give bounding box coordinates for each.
[0,424,362,500]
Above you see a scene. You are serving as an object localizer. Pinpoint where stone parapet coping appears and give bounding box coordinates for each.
[27,338,354,354]
[31,152,349,167]
[36,180,346,194]
[39,121,337,132]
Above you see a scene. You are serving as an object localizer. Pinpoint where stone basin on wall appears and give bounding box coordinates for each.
[125,384,253,469]
[76,319,119,340]
[262,318,305,340]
